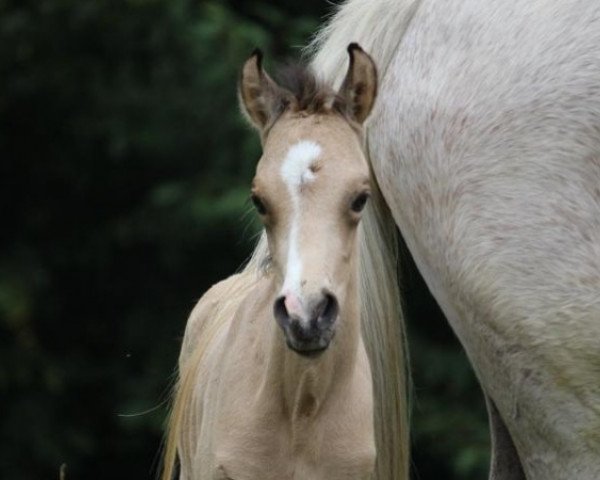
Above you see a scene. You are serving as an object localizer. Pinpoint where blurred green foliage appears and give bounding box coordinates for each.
[0,0,489,478]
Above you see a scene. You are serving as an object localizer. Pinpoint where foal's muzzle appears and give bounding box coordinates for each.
[274,292,339,357]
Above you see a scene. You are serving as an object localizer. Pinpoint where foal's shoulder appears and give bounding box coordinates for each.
[179,274,246,367]
[193,274,246,318]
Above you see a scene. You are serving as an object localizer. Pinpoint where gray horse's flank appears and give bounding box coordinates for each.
[311,0,600,479]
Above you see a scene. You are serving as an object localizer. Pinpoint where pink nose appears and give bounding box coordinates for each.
[283,293,304,319]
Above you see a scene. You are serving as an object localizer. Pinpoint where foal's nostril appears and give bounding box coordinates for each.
[273,296,289,328]
[315,293,339,328]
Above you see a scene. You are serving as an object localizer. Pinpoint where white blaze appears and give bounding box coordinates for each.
[280,140,321,300]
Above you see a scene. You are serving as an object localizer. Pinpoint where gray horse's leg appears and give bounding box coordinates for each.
[486,395,526,480]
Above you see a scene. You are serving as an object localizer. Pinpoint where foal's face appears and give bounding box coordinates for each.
[251,113,370,355]
[239,44,377,355]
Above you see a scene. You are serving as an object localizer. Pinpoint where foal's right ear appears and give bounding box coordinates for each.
[337,43,378,125]
[239,49,288,132]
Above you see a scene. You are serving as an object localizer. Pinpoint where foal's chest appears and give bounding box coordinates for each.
[212,401,375,480]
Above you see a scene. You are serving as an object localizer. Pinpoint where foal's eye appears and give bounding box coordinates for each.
[251,194,267,215]
[350,192,370,213]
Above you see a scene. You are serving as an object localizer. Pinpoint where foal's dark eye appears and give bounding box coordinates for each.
[251,194,267,215]
[351,192,370,213]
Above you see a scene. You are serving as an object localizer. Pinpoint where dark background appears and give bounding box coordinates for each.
[1,1,489,478]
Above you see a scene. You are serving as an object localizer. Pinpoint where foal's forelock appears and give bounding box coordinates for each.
[239,43,378,139]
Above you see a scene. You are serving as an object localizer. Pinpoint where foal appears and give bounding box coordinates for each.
[162,45,397,480]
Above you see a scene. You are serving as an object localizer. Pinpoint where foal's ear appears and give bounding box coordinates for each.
[337,44,378,124]
[239,49,288,132]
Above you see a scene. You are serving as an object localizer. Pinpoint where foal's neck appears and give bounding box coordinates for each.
[262,270,361,421]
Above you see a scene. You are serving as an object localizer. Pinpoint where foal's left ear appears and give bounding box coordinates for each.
[337,44,378,125]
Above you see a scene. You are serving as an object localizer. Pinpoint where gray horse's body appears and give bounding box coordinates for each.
[313,0,600,478]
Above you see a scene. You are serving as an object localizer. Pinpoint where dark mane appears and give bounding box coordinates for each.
[274,62,346,115]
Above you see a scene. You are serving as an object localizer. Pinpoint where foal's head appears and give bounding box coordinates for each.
[239,45,377,356]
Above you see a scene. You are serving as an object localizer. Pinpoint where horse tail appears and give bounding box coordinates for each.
[358,187,411,480]
[308,2,419,479]
[160,237,269,480]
